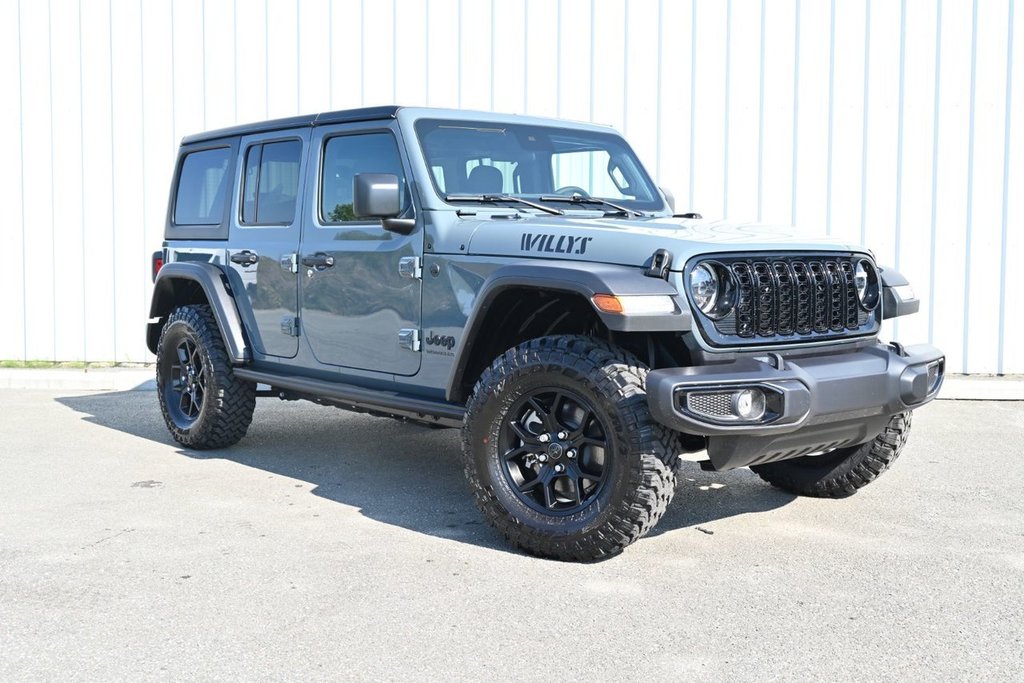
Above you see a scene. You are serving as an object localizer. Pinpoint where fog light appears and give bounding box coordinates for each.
[732,389,766,420]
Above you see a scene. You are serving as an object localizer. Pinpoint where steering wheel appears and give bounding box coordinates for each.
[553,186,591,198]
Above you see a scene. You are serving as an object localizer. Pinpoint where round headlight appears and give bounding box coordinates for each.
[689,264,719,314]
[854,259,880,311]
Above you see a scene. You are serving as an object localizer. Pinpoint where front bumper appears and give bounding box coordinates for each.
[646,342,944,470]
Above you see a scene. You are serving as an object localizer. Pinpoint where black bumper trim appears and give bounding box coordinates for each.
[646,342,944,469]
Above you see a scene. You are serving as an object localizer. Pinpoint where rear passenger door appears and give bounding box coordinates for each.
[298,121,422,376]
[226,130,309,358]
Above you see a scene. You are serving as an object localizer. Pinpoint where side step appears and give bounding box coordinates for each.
[232,367,465,428]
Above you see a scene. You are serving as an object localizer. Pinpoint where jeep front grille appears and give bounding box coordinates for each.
[691,254,877,348]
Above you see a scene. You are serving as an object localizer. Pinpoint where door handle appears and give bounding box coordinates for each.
[301,252,335,268]
[230,250,259,266]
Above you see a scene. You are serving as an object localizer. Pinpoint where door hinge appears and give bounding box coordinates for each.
[398,256,422,280]
[398,328,420,352]
[280,253,298,274]
[281,316,300,337]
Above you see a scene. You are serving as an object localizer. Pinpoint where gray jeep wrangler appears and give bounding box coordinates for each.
[149,106,944,561]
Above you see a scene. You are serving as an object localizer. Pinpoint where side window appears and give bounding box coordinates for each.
[321,132,407,223]
[240,139,302,225]
[174,147,231,225]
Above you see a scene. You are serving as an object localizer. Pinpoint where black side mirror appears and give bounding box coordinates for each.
[353,173,401,219]
[352,173,416,235]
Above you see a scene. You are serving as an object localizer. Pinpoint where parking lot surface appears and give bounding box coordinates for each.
[1,387,1022,680]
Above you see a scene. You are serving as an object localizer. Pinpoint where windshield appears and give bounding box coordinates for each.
[414,118,666,212]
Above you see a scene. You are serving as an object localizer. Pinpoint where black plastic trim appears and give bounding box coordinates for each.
[646,342,945,470]
[233,367,465,427]
[180,106,401,145]
[147,262,250,363]
[879,265,921,319]
[445,260,690,401]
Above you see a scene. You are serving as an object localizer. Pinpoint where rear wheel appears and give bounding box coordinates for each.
[750,412,912,498]
[156,305,255,449]
[462,336,680,561]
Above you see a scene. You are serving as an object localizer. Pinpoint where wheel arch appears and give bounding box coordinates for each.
[147,262,251,363]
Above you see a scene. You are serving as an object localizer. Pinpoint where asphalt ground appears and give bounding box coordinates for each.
[1,388,1022,681]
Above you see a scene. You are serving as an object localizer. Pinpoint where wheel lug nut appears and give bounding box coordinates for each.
[567,449,576,458]
[538,434,550,443]
[538,454,548,463]
[557,431,568,440]
[554,463,565,473]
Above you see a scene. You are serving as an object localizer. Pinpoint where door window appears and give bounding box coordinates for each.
[320,133,408,223]
[240,139,303,225]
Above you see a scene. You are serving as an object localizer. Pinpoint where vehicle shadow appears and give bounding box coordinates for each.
[56,390,796,556]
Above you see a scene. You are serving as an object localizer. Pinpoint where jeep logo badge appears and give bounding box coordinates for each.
[425,332,456,351]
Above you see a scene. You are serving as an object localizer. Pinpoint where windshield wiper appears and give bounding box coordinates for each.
[539,193,644,217]
[444,194,565,216]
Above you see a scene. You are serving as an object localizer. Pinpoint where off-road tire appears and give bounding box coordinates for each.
[156,305,255,449]
[462,335,680,561]
[750,412,912,498]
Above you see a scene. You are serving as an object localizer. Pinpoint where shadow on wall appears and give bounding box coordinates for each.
[56,389,797,558]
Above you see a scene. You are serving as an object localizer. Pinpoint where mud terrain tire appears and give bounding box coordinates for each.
[462,336,680,561]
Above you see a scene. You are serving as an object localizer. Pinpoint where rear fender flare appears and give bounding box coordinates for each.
[147,262,250,363]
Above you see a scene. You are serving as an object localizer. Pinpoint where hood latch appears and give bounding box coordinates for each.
[644,249,673,280]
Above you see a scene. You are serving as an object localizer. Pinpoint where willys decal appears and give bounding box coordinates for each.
[520,233,594,255]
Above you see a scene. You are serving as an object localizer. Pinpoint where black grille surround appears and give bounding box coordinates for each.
[685,252,880,349]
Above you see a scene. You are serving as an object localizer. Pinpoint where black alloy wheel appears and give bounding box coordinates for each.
[164,337,206,429]
[500,388,609,516]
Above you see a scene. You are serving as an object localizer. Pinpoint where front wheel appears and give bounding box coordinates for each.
[750,412,912,498]
[461,336,680,561]
[156,304,255,449]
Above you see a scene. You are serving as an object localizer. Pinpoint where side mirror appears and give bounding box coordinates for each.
[353,173,401,219]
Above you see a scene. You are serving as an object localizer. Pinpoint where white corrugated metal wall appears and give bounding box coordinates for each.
[0,0,1020,373]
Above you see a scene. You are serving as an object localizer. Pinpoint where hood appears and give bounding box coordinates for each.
[465,215,866,269]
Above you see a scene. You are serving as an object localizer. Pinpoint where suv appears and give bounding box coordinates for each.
[149,106,944,561]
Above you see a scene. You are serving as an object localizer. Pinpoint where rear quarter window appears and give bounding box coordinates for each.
[174,147,232,225]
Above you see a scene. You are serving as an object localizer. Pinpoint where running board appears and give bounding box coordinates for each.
[233,367,465,428]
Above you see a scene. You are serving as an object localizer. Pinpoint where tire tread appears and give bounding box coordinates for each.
[751,412,912,498]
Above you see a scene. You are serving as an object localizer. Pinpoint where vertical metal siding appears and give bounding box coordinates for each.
[0,0,1020,373]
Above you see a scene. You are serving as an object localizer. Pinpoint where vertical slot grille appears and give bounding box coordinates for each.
[703,254,876,347]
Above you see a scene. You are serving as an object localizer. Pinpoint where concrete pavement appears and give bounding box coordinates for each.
[1,388,1022,680]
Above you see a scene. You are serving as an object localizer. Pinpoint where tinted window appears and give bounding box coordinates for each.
[175,147,231,225]
[321,133,407,223]
[241,139,302,224]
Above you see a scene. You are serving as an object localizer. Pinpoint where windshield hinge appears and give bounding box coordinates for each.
[398,256,422,280]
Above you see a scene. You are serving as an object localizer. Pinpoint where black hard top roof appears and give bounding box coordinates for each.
[180,105,401,145]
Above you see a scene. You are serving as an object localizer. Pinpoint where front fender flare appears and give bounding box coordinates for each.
[445,260,690,401]
[147,262,251,363]
[879,265,920,319]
